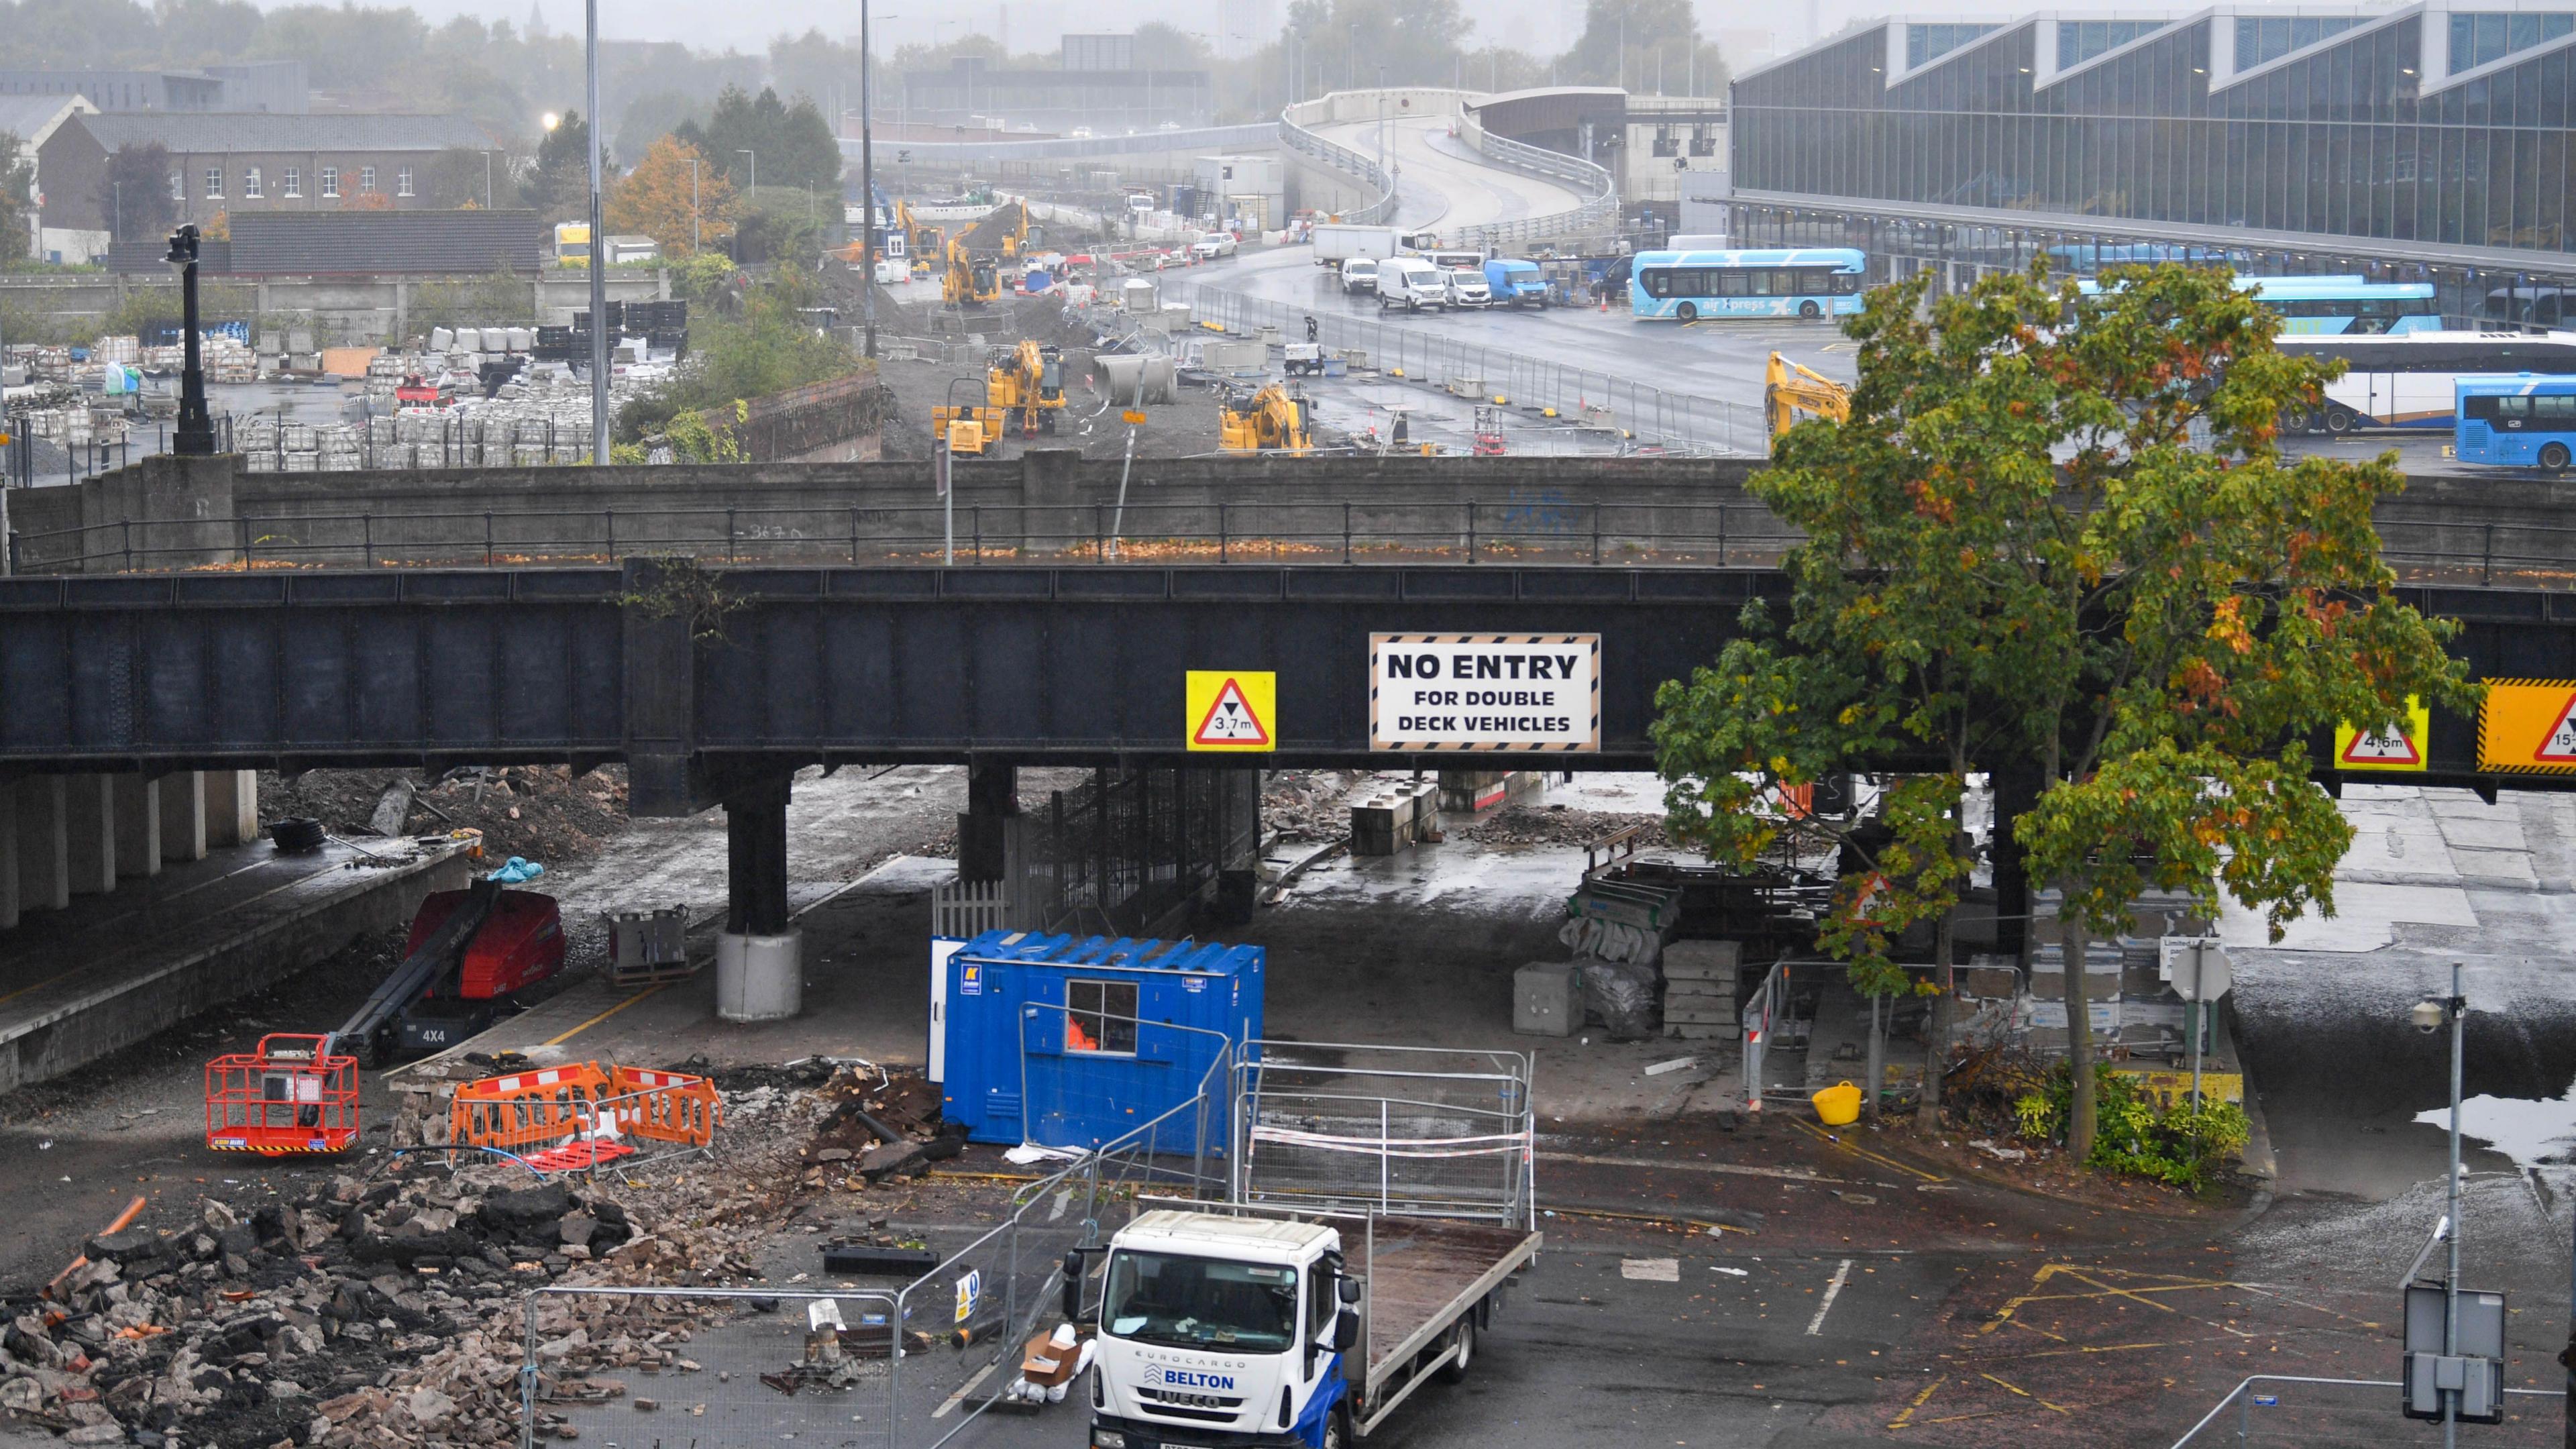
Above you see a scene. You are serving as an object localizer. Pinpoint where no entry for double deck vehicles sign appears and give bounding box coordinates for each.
[1371,634,1600,752]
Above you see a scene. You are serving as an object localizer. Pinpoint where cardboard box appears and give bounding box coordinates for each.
[1020,1326,1091,1387]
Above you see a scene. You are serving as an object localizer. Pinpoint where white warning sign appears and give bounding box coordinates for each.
[1370,634,1600,752]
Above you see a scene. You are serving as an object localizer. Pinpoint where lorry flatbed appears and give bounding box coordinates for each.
[1330,1213,1539,1383]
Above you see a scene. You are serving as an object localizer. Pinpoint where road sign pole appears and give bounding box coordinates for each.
[935,435,953,566]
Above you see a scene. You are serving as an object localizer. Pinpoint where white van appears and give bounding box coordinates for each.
[1376,258,1450,312]
[1340,257,1380,294]
[1443,267,1492,307]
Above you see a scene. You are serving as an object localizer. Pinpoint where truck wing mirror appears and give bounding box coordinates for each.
[1338,1276,1362,1305]
[1062,1249,1091,1324]
[1332,1308,1361,1354]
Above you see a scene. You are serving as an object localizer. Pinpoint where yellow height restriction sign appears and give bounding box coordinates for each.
[1186,671,1276,752]
[2477,680,2576,773]
[2334,697,2429,771]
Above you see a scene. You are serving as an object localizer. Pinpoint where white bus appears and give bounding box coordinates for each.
[2273,331,2576,433]
[1630,248,1867,322]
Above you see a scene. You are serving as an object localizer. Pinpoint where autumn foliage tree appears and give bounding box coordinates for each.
[607,135,731,258]
[1654,262,2475,1159]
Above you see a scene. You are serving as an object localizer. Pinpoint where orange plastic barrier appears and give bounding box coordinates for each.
[447,1063,612,1153]
[206,1034,361,1155]
[604,1065,722,1148]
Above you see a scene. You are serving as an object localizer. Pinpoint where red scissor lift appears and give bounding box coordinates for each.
[205,1034,362,1155]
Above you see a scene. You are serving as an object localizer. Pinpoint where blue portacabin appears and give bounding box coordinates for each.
[937,930,1262,1150]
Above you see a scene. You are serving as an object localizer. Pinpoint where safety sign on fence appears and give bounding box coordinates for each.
[1370,633,1600,752]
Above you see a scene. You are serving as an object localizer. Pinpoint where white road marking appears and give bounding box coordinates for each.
[1805,1258,1854,1336]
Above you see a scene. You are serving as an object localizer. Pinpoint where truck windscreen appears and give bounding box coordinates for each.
[1102,1250,1299,1351]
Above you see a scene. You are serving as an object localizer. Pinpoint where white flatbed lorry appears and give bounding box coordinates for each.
[1071,1044,1540,1449]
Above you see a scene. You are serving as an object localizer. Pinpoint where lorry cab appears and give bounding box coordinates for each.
[1482,258,1548,309]
[1375,259,1449,313]
[1340,258,1379,294]
[1086,1212,1354,1449]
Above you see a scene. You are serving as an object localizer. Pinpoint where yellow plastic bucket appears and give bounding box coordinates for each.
[1811,1080,1862,1127]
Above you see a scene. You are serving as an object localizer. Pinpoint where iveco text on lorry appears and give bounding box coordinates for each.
[1071,1044,1540,1449]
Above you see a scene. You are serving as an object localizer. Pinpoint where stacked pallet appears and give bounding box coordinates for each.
[1660,940,1739,1041]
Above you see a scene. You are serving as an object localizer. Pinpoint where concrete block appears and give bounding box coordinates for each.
[63,774,116,896]
[113,775,161,879]
[14,776,68,914]
[158,771,207,862]
[1513,962,1578,1037]
[205,769,258,847]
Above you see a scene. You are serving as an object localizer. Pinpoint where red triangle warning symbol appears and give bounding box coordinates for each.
[2536,693,2576,762]
[1192,678,1271,747]
[2340,725,2422,766]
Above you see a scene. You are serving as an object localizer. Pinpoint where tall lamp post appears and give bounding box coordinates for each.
[584,0,608,465]
[167,226,215,457]
[858,0,884,359]
[2412,965,2469,1448]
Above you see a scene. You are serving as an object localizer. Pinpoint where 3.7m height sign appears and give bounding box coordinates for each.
[1370,634,1601,752]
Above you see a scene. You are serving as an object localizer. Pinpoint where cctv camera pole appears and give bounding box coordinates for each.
[585,0,608,464]
[859,0,879,360]
[170,227,215,457]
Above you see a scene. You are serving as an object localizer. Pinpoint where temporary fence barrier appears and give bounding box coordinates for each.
[2168,1373,2565,1446]
[449,1063,612,1154]
[1186,283,1768,457]
[602,1065,723,1147]
[203,1034,361,1154]
[1232,1041,1536,1228]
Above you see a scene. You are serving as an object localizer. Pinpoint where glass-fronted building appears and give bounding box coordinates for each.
[1729,2,2576,325]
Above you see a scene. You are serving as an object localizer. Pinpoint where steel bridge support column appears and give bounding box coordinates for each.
[63,774,115,897]
[718,771,800,1021]
[158,771,207,863]
[959,761,1018,883]
[0,782,17,928]
[13,776,67,915]
[113,774,161,879]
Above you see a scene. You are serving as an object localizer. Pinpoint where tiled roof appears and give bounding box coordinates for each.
[71,111,492,155]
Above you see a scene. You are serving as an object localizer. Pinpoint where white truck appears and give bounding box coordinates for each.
[1069,1044,1539,1449]
[1311,225,1440,268]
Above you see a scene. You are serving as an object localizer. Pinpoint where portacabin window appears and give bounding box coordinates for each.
[1064,979,1138,1055]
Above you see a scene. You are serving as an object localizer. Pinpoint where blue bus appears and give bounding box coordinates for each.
[1631,248,1866,322]
[2076,274,2442,335]
[2455,375,2576,474]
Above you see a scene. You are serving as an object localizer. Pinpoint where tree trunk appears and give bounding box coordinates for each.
[1917,906,1954,1130]
[2061,901,2098,1163]
[1864,987,1884,1121]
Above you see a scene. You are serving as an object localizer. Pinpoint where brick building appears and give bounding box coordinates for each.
[38,111,497,256]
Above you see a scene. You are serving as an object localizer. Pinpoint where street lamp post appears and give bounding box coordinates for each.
[1349,22,1357,91]
[584,0,607,465]
[688,158,698,252]
[2414,965,2470,1448]
[859,0,881,359]
[166,226,214,456]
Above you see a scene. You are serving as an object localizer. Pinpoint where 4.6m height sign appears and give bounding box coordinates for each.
[1370,634,1601,752]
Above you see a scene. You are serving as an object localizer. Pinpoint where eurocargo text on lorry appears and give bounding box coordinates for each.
[1069,1043,1540,1449]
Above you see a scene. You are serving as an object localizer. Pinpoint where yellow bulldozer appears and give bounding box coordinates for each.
[1764,351,1850,439]
[931,377,1005,456]
[943,234,1003,309]
[985,340,1065,437]
[1219,382,1313,455]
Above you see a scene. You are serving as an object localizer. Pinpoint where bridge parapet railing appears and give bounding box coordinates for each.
[1454,109,1619,247]
[1278,99,1398,226]
[3,498,1797,575]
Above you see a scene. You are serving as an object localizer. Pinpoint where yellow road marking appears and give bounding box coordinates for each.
[1978,1372,2072,1414]
[2016,1341,2171,1358]
[1887,1377,1943,1429]
[1978,1263,2247,1336]
[543,983,670,1046]
[1787,1118,1947,1182]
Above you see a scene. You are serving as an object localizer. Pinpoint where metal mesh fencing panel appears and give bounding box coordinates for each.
[1014,767,1259,936]
[519,1286,900,1448]
[1233,1042,1535,1226]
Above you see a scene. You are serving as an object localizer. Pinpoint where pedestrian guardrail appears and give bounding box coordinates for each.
[1279,99,1399,226]
[1232,1042,1536,1228]
[1454,109,1619,248]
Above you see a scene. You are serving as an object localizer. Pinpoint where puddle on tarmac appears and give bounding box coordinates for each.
[2415,1084,2576,1167]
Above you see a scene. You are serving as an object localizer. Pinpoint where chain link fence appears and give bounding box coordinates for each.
[1187,283,1766,456]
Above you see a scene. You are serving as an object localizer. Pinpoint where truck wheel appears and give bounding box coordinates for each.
[1435,1315,1476,1383]
[2543,442,2573,475]
[1322,1404,1353,1449]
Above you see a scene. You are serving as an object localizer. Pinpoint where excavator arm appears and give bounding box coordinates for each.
[1765,351,1851,438]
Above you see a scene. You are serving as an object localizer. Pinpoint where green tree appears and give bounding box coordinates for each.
[419,146,496,209]
[99,142,176,241]
[680,84,840,193]
[527,109,600,221]
[1283,0,1472,89]
[1660,262,2475,1160]
[1558,0,1726,93]
[0,131,33,266]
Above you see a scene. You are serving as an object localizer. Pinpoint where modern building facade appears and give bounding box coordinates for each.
[1729,2,2576,323]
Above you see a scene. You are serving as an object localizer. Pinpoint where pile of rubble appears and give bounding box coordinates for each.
[1261,770,1361,841]
[1463,804,1670,848]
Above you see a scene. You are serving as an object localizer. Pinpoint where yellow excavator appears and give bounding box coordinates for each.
[985,341,1065,436]
[944,233,1002,309]
[1764,351,1850,439]
[895,200,942,277]
[1219,382,1314,455]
